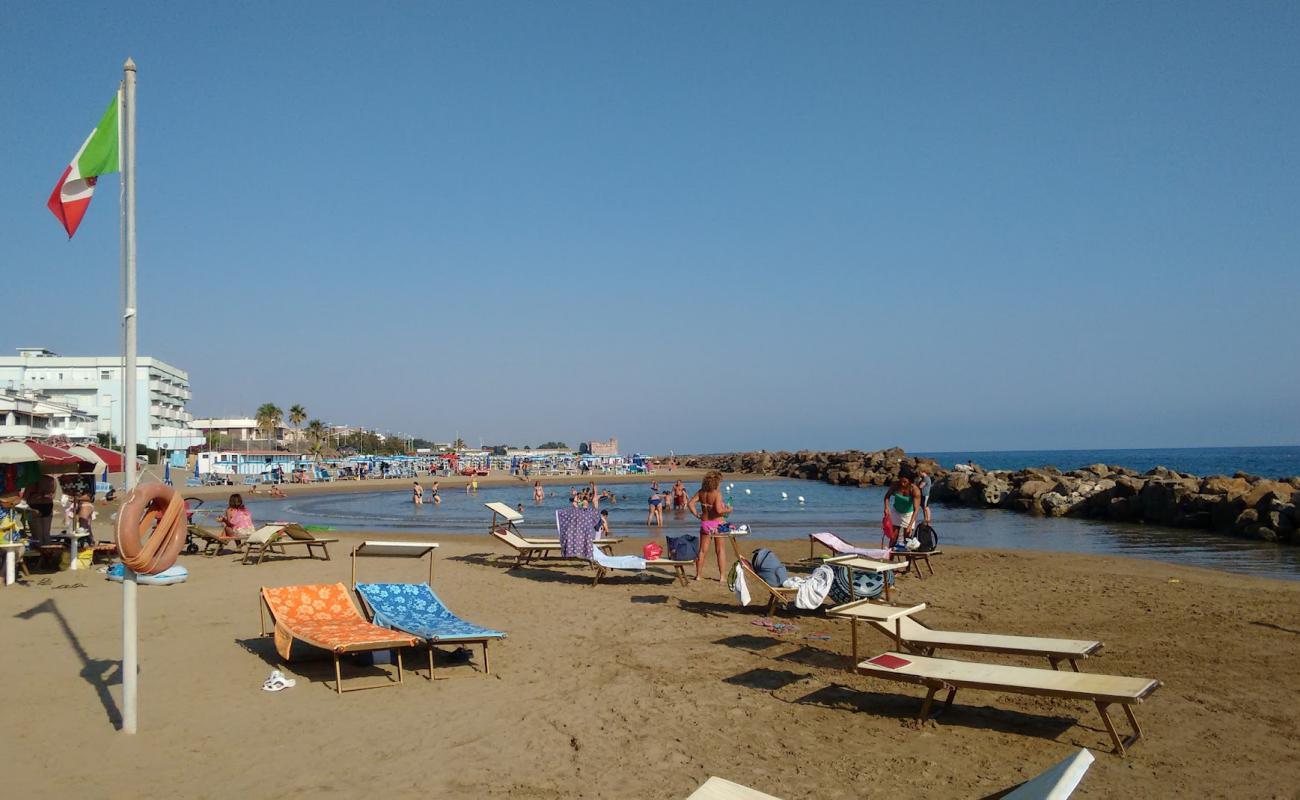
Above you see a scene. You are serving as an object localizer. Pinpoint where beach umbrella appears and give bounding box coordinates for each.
[83,444,127,472]
[0,440,95,474]
[68,446,108,471]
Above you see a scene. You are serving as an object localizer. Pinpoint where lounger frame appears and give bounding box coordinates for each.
[243,524,338,565]
[591,558,692,587]
[259,588,413,694]
[857,652,1160,756]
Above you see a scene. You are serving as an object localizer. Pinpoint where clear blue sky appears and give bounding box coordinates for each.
[3,2,1297,454]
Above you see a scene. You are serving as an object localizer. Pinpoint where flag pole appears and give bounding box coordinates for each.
[120,56,139,735]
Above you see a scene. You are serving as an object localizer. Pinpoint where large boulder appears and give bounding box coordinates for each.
[1139,479,1199,526]
[1018,479,1056,499]
[1243,480,1294,510]
[1201,475,1250,496]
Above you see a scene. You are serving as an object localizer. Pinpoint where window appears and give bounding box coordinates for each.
[101,370,112,379]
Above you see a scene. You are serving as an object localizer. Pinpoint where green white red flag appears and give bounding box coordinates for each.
[48,92,121,238]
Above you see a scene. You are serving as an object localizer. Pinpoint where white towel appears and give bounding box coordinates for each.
[794,565,835,610]
[733,563,751,606]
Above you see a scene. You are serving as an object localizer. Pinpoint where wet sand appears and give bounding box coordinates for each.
[3,529,1298,798]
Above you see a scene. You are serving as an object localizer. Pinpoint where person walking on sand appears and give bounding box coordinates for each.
[688,470,732,581]
[883,466,929,545]
[413,481,424,506]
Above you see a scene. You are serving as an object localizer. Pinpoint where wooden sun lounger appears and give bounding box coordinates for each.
[492,528,564,567]
[591,557,694,587]
[873,614,1102,671]
[737,558,799,615]
[242,523,338,565]
[856,652,1161,755]
[687,777,784,799]
[259,583,419,694]
[188,523,243,557]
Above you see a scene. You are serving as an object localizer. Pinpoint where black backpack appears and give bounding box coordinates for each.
[914,523,939,552]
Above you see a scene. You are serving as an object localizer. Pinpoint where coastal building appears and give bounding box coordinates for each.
[189,417,299,449]
[0,390,100,441]
[0,347,201,450]
[582,438,619,456]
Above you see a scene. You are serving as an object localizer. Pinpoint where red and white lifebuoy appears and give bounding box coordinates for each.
[115,483,187,575]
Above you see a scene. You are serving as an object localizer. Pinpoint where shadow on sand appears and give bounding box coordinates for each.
[15,598,122,729]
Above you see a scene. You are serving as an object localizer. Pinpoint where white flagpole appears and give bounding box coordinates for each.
[120,56,139,735]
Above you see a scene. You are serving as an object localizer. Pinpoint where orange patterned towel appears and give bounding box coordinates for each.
[261,583,417,659]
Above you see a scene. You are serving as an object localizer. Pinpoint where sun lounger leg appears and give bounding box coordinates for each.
[482,641,490,674]
[1095,701,1134,756]
[1068,659,1081,672]
[396,649,403,685]
[428,645,435,679]
[942,686,956,713]
[334,653,343,695]
[592,567,603,587]
[919,684,939,720]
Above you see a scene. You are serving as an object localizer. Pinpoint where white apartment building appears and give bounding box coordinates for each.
[0,390,100,441]
[0,347,203,450]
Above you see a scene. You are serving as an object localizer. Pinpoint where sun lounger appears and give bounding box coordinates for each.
[869,613,1102,671]
[1001,748,1094,799]
[590,545,692,587]
[259,582,419,693]
[187,522,243,557]
[242,523,338,565]
[736,558,799,615]
[485,501,525,538]
[356,582,505,675]
[856,652,1160,755]
[808,531,892,562]
[492,527,564,567]
[687,777,784,799]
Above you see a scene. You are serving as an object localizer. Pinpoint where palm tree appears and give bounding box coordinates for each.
[288,404,307,452]
[304,419,327,460]
[255,403,283,448]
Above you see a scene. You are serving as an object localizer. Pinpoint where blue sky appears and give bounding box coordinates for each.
[3,2,1297,454]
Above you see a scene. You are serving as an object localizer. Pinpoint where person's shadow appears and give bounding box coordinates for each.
[14,599,122,729]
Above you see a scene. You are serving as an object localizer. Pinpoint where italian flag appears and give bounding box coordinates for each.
[47,92,121,238]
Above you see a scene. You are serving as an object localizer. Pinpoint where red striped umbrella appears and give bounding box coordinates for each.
[0,439,96,473]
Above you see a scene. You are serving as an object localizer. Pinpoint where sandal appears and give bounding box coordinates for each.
[262,670,297,692]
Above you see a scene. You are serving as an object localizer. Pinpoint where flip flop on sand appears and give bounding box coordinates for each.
[262,670,297,692]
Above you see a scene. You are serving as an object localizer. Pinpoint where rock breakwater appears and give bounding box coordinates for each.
[679,449,1300,544]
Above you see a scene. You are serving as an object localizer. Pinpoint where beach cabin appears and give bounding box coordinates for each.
[196,450,299,480]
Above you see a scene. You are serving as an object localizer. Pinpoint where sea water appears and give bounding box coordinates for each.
[242,477,1300,581]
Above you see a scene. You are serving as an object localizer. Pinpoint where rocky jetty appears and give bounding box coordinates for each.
[679,449,1300,544]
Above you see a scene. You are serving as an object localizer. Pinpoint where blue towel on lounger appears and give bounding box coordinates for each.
[356,583,506,642]
[592,546,646,571]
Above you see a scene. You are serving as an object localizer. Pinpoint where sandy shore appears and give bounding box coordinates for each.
[3,526,1298,798]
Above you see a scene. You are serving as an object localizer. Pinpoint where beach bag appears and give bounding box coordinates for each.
[642,543,663,560]
[749,548,788,587]
[827,565,893,604]
[914,523,938,552]
[665,534,699,562]
[881,513,897,547]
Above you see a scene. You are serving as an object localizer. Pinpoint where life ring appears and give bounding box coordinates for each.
[115,482,187,576]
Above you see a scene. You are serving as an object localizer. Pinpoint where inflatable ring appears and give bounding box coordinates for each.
[115,482,187,576]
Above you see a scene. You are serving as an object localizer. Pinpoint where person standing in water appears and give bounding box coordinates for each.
[688,470,732,581]
[412,482,424,506]
[671,480,688,510]
[533,481,544,504]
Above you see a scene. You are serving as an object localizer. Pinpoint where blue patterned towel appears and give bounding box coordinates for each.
[555,507,601,558]
[356,583,506,642]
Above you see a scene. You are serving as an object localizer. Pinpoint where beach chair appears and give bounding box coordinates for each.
[259,582,419,693]
[855,652,1161,755]
[241,523,338,565]
[999,748,1094,799]
[356,582,505,676]
[867,613,1102,672]
[187,523,244,557]
[808,531,892,562]
[687,777,783,800]
[492,527,564,567]
[590,545,692,587]
[736,557,799,615]
[485,501,525,538]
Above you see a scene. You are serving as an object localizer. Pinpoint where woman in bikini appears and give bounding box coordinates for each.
[688,470,732,581]
[533,481,544,504]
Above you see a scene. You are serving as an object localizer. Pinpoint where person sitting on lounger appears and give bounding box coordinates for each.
[218,493,256,541]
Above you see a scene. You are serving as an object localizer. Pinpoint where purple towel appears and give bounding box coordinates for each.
[556,507,601,558]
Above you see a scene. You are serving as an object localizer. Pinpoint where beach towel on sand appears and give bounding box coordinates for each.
[556,508,600,558]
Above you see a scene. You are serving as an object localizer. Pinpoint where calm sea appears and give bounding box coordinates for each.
[915,445,1300,479]
[241,476,1300,581]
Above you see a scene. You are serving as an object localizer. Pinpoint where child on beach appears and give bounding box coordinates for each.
[597,509,611,538]
[218,494,256,541]
[74,493,96,539]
